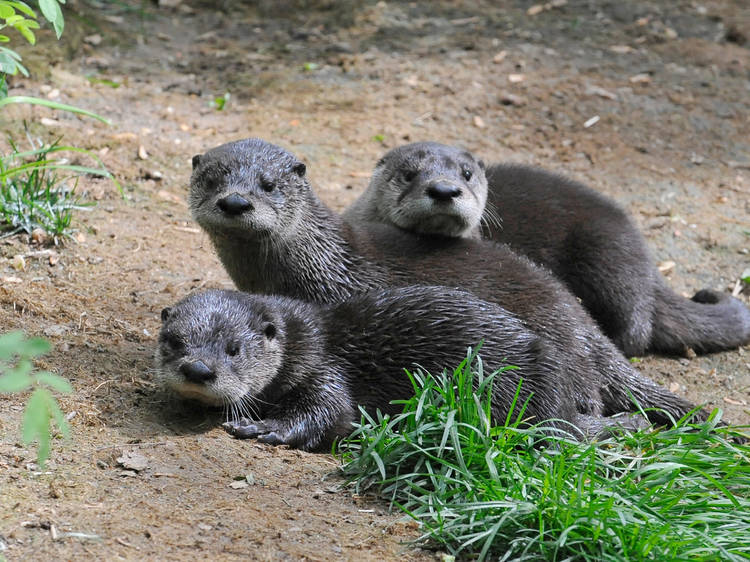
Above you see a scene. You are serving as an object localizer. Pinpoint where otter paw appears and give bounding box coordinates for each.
[223,418,270,439]
[255,431,288,446]
[223,419,290,445]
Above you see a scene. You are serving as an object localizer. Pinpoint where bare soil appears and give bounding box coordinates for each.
[1,1,748,559]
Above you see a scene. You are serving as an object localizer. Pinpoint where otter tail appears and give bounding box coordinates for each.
[602,367,710,426]
[648,281,750,355]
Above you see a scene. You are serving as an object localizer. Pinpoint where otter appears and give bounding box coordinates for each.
[188,138,708,422]
[156,288,701,451]
[343,141,750,358]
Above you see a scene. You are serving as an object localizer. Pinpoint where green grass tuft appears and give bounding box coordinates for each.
[338,349,750,561]
[0,135,114,238]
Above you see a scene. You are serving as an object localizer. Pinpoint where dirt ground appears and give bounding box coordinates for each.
[1,0,748,559]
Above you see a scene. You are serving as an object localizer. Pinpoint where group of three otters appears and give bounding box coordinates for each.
[156,138,750,451]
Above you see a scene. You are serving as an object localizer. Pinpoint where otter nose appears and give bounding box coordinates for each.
[426,182,462,202]
[180,361,216,384]
[217,193,253,215]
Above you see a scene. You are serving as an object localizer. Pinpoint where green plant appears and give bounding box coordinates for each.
[210,92,230,111]
[0,0,111,123]
[0,134,113,237]
[0,0,63,76]
[0,330,72,468]
[339,350,750,561]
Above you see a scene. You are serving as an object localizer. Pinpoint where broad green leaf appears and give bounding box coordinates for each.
[14,21,35,44]
[18,336,51,357]
[34,371,72,394]
[37,0,63,38]
[0,4,15,19]
[0,330,26,358]
[22,387,52,466]
[8,2,37,18]
[0,369,33,392]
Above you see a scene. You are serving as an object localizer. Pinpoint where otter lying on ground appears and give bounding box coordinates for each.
[343,141,750,357]
[187,138,708,425]
[156,288,702,451]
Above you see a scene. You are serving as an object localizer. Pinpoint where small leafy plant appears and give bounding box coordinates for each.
[0,330,72,468]
[0,135,113,238]
[339,350,750,561]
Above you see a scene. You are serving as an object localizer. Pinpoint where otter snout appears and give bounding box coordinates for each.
[180,360,216,384]
[217,193,253,215]
[426,182,462,202]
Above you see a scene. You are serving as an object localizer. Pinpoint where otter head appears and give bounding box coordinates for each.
[155,290,285,418]
[366,142,488,238]
[189,138,310,239]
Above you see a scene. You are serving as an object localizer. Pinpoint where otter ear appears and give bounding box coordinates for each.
[292,162,306,177]
[477,159,486,171]
[161,307,172,322]
[263,323,277,340]
[192,154,202,170]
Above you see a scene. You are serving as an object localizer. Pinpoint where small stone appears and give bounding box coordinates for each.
[499,91,527,106]
[473,115,486,128]
[84,34,102,46]
[11,255,25,271]
[31,228,48,245]
[492,50,507,63]
[137,145,149,160]
[585,85,617,100]
[629,73,652,84]
[117,450,149,472]
[583,115,600,128]
[43,324,68,337]
[657,260,675,274]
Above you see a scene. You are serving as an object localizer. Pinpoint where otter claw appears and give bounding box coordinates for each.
[223,418,264,439]
[256,432,287,445]
[223,419,289,445]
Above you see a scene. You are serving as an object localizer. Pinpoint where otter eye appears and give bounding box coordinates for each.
[461,167,473,181]
[226,342,241,356]
[205,175,223,192]
[260,178,275,193]
[163,333,183,352]
[402,169,417,182]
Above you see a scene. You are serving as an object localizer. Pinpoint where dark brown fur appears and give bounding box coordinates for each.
[157,288,668,451]
[188,138,708,430]
[344,141,750,357]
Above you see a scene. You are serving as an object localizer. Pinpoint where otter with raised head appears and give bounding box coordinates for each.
[188,138,709,424]
[344,141,750,357]
[156,288,699,451]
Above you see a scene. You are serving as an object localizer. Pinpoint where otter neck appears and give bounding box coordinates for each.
[214,189,383,303]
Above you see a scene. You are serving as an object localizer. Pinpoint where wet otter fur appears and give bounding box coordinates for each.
[156,288,699,451]
[343,141,750,357]
[188,138,708,427]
